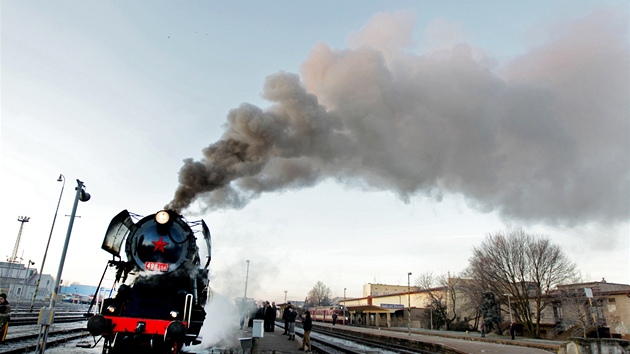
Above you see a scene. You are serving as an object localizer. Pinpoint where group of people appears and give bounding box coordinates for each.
[281,302,312,352]
[246,301,278,332]
[260,301,277,332]
[241,300,312,352]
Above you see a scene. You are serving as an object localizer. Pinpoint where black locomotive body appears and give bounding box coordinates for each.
[87,209,211,354]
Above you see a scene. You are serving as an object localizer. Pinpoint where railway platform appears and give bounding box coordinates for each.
[238,325,306,353]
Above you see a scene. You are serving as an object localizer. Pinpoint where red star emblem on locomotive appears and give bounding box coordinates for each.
[152,237,168,252]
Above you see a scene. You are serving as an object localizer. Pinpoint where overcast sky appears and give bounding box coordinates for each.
[1,1,628,305]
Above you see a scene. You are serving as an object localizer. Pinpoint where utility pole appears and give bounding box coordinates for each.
[408,272,412,335]
[36,179,90,354]
[18,260,35,309]
[31,174,65,312]
[343,288,347,325]
[243,260,250,301]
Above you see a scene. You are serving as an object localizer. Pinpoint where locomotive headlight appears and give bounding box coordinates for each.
[155,210,170,224]
[107,305,116,313]
[170,310,179,319]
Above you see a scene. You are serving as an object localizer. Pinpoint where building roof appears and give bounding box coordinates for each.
[347,305,400,313]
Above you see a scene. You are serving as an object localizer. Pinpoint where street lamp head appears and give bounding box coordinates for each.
[408,272,412,276]
[57,174,64,182]
[79,190,91,202]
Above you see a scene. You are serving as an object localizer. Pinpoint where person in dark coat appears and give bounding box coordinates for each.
[282,302,291,335]
[264,301,276,332]
[0,293,11,345]
[298,310,312,352]
[287,306,297,341]
[509,322,515,340]
[252,301,265,328]
[255,303,265,321]
[271,302,277,328]
[332,313,338,325]
[248,305,257,328]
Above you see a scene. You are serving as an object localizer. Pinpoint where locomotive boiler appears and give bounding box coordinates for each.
[87,209,211,354]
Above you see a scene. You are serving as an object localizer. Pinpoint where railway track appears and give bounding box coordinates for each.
[3,316,89,353]
[10,314,89,326]
[308,329,436,354]
[288,323,437,354]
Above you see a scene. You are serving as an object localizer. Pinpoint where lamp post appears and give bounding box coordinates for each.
[18,260,35,309]
[284,290,287,303]
[343,288,347,325]
[243,260,250,301]
[36,179,90,354]
[30,174,65,313]
[408,272,412,335]
[504,293,513,324]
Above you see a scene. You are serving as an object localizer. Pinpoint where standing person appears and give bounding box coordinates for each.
[271,302,277,329]
[264,301,275,332]
[332,312,338,325]
[282,302,291,335]
[287,306,297,341]
[299,310,312,352]
[480,321,485,338]
[509,322,515,340]
[0,294,11,345]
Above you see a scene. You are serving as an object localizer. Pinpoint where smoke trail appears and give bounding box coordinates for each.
[167,9,629,226]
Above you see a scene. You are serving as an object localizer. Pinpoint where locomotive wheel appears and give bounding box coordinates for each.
[164,340,183,354]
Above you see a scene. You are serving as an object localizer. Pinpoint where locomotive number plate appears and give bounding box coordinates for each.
[145,261,169,272]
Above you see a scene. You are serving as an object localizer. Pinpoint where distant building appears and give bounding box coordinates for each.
[0,261,54,302]
[341,283,445,328]
[363,283,420,297]
[342,279,629,340]
[547,280,630,340]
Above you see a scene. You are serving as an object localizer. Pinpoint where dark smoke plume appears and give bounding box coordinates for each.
[167,9,629,226]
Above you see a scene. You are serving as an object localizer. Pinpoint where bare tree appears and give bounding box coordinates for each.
[460,268,486,330]
[555,274,603,338]
[467,229,575,338]
[417,272,465,330]
[557,285,590,337]
[306,281,332,307]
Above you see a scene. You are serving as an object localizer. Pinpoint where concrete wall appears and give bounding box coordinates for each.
[557,338,630,354]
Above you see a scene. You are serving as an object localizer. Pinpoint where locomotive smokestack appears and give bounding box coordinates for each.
[167,10,628,227]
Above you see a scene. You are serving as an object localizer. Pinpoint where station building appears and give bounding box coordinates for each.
[338,279,630,340]
[340,283,450,329]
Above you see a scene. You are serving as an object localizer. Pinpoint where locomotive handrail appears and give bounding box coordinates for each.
[183,294,193,328]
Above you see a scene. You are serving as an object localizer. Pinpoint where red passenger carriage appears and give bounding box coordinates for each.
[309,305,348,324]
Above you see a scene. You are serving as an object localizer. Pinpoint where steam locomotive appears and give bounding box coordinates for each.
[86,209,211,354]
